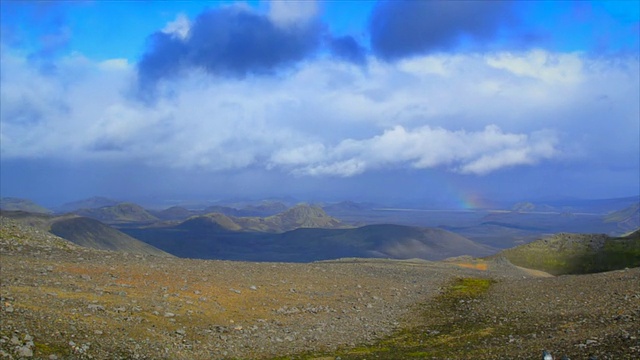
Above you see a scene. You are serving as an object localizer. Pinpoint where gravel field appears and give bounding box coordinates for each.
[1,218,638,359]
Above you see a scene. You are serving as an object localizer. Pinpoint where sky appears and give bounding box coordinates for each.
[1,0,639,208]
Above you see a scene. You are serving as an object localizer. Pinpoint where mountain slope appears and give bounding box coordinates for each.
[124,222,491,262]
[604,202,640,232]
[0,197,51,214]
[496,230,640,275]
[50,216,172,256]
[74,202,158,224]
[57,196,120,212]
[182,204,349,233]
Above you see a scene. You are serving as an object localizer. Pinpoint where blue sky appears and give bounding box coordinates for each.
[1,1,639,207]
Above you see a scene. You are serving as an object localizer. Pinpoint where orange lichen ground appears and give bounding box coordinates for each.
[452,262,488,271]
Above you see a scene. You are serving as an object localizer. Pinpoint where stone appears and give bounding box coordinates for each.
[17,346,33,357]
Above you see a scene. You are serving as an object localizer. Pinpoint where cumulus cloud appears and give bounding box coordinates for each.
[369,0,516,60]
[272,125,558,176]
[1,47,638,179]
[162,13,191,40]
[268,0,319,28]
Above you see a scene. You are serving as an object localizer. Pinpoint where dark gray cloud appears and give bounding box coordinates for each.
[328,35,367,65]
[370,0,515,60]
[137,6,323,92]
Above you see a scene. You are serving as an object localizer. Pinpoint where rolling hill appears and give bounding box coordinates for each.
[182,204,349,233]
[496,230,640,275]
[49,217,172,256]
[604,202,640,232]
[57,196,120,212]
[0,197,51,214]
[123,220,492,262]
[0,211,169,256]
[74,202,159,224]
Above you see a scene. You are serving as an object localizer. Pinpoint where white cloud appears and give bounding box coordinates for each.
[1,48,637,179]
[274,125,558,176]
[162,13,191,39]
[268,0,319,28]
[487,49,585,84]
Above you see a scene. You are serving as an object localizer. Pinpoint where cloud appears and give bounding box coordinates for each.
[137,5,323,94]
[162,13,190,40]
[328,35,367,65]
[369,0,516,60]
[272,125,558,176]
[1,47,638,180]
[268,0,319,28]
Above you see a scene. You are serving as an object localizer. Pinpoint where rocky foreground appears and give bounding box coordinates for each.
[1,218,639,359]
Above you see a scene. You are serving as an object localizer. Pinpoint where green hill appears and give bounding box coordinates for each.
[50,217,172,256]
[0,197,51,214]
[74,202,158,224]
[496,230,640,275]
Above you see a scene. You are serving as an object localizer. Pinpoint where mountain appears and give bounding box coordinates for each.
[0,197,51,214]
[202,201,289,217]
[182,204,348,233]
[151,206,196,221]
[0,210,170,256]
[322,201,374,214]
[57,196,120,212]
[74,202,158,224]
[178,212,243,232]
[49,216,171,256]
[124,220,491,262]
[239,201,289,216]
[496,230,640,275]
[0,210,53,229]
[258,204,346,231]
[516,195,640,214]
[278,224,493,260]
[604,202,640,232]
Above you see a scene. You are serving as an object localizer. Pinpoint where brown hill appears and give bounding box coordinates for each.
[50,217,172,257]
[0,211,169,257]
[183,204,349,233]
[74,202,158,224]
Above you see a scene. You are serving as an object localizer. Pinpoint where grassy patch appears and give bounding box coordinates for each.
[274,277,497,360]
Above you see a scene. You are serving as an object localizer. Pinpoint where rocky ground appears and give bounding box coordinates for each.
[1,217,639,359]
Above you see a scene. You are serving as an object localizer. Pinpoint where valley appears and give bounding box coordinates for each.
[1,196,639,359]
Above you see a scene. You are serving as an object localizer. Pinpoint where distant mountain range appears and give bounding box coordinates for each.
[74,203,159,224]
[57,196,121,212]
[2,195,638,264]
